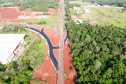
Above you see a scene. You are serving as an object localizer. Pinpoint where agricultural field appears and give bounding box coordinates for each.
[69,0,126,28]
[97,17,126,28]
[94,7,120,18]
[93,7,126,28]
[79,8,101,21]
[110,8,126,18]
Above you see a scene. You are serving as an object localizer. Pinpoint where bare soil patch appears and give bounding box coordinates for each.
[43,28,59,47]
[64,39,77,84]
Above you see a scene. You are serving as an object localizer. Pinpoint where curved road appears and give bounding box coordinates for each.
[24,26,59,72]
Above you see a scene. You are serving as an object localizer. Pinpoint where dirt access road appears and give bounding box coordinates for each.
[58,0,64,83]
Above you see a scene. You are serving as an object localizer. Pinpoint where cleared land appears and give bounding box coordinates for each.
[0,7,59,26]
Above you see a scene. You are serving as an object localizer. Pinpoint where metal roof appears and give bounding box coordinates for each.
[0,34,25,64]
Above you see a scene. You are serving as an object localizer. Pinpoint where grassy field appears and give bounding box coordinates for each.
[110,8,126,18]
[79,8,101,21]
[94,7,120,18]
[93,7,126,28]
[69,1,126,28]
[70,10,82,15]
[97,17,126,28]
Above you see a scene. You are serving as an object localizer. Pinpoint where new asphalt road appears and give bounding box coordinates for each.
[25,27,59,72]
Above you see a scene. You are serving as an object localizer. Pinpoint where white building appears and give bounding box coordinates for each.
[73,7,80,11]
[77,19,83,24]
[0,34,26,64]
[18,15,31,19]
[94,3,101,7]
[84,6,91,13]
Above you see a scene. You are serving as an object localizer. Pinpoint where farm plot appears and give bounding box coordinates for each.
[97,17,126,28]
[79,8,101,21]
[110,8,126,18]
[94,7,120,18]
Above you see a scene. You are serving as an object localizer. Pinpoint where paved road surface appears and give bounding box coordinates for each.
[25,27,59,72]
[58,0,64,83]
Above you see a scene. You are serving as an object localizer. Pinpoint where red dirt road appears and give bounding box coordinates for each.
[64,39,77,84]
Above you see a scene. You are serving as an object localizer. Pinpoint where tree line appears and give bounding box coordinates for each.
[0,0,59,12]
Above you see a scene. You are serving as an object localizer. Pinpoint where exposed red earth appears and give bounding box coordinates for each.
[44,28,59,47]
[71,14,83,20]
[71,14,79,19]
[64,39,77,84]
[30,28,59,84]
[0,7,55,22]
[31,45,57,84]
[47,8,56,16]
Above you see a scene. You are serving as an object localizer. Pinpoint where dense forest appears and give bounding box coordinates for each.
[67,21,126,83]
[65,0,126,83]
[0,0,59,12]
[0,25,46,83]
[19,0,59,11]
[0,0,59,4]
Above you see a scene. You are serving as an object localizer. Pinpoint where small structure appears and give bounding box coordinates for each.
[0,34,26,64]
[18,15,31,19]
[84,6,91,13]
[73,7,80,11]
[94,3,101,7]
[77,19,83,24]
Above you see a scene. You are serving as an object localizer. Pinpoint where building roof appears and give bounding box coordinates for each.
[77,19,83,24]
[73,7,80,10]
[0,34,26,64]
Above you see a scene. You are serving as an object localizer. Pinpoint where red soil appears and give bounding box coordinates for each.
[0,7,56,22]
[64,39,77,84]
[43,28,59,47]
[71,14,79,19]
[47,8,56,16]
[53,49,59,60]
[32,45,57,84]
[0,7,23,19]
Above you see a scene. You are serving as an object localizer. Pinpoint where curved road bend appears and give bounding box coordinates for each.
[25,27,59,72]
